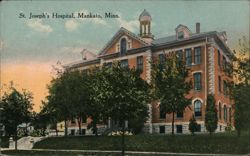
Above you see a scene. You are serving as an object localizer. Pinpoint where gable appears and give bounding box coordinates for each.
[99,27,148,56]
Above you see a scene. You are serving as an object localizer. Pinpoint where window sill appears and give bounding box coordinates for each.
[195,116,202,119]
[193,63,201,66]
[194,89,202,92]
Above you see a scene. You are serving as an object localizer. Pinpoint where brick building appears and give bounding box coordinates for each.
[65,10,234,134]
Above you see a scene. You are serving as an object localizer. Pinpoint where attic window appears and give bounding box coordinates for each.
[178,31,184,39]
[120,38,127,55]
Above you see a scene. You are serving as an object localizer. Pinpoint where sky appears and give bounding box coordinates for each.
[0,0,249,112]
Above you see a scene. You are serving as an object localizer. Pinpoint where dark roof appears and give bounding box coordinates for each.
[64,58,100,69]
[65,30,234,69]
[153,31,216,45]
[139,9,151,19]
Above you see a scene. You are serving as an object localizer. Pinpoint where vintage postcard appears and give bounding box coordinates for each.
[0,0,249,155]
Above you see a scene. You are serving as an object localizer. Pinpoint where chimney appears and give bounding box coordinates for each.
[196,22,200,34]
[80,49,87,60]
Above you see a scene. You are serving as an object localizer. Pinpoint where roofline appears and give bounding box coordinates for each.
[64,58,101,69]
[99,27,149,55]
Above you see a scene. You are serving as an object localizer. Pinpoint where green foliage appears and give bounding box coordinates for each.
[188,115,198,135]
[232,84,250,136]
[151,54,192,135]
[230,36,250,136]
[89,62,150,134]
[46,70,89,136]
[0,85,33,137]
[205,94,218,134]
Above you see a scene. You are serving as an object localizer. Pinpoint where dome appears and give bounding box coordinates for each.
[139,9,152,22]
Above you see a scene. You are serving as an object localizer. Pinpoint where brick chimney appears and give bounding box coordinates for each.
[196,22,200,34]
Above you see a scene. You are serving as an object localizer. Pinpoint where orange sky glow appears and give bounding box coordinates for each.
[1,62,53,112]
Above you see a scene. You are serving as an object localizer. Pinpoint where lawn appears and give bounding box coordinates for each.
[31,132,250,154]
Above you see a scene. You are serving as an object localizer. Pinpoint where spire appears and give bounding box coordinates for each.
[139,9,153,43]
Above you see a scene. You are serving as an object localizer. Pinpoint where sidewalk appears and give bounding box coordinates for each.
[2,148,249,156]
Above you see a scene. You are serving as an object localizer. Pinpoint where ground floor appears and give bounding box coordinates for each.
[144,122,230,134]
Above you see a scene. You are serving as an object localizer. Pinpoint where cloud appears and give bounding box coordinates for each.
[116,16,138,32]
[27,19,53,33]
[65,19,79,32]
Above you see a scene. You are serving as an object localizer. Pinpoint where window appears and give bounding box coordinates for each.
[219,102,222,119]
[71,129,75,135]
[176,125,183,133]
[136,56,143,72]
[105,62,112,68]
[218,50,221,67]
[185,49,192,66]
[159,104,165,119]
[223,80,227,96]
[224,105,227,122]
[159,126,165,134]
[218,76,221,93]
[120,38,127,55]
[121,59,128,68]
[194,73,202,91]
[159,54,166,71]
[229,108,232,123]
[82,129,86,135]
[222,56,226,70]
[194,47,201,64]
[196,124,201,132]
[194,100,202,117]
[159,54,166,64]
[176,111,183,118]
[177,50,183,62]
[178,31,184,39]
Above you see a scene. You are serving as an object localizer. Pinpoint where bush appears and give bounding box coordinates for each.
[189,115,198,135]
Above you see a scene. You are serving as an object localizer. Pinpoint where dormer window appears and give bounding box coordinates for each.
[178,31,184,39]
[120,38,127,56]
[175,24,192,39]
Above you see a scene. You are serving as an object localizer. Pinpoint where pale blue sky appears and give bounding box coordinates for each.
[1,0,249,65]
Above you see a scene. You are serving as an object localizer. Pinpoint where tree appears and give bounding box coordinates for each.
[205,94,218,135]
[47,70,88,136]
[85,68,107,136]
[189,115,198,135]
[151,54,192,135]
[230,36,250,137]
[0,85,33,150]
[91,62,150,155]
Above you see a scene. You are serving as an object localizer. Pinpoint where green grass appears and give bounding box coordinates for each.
[33,132,250,154]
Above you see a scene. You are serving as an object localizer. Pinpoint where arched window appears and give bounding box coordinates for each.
[224,105,227,122]
[194,100,202,117]
[120,38,127,56]
[159,104,165,119]
[219,102,222,119]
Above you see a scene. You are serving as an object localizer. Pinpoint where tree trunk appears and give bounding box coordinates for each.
[55,123,58,136]
[64,119,68,137]
[77,117,82,135]
[15,128,17,150]
[25,123,28,136]
[172,112,175,135]
[121,120,125,156]
[94,122,98,136]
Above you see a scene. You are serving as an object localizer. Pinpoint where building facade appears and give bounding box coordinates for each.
[65,10,234,134]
